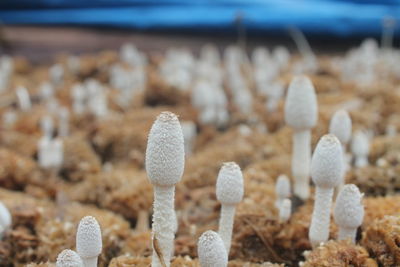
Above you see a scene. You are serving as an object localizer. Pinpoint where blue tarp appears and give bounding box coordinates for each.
[0,0,399,37]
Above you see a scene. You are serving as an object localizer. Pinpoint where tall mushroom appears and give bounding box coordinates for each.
[146,111,185,267]
[216,162,244,255]
[329,110,352,190]
[309,134,343,247]
[284,75,318,200]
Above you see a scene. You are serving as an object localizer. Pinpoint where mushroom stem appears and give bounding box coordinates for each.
[218,204,236,254]
[309,187,334,248]
[82,257,97,267]
[337,226,357,243]
[292,129,311,200]
[152,185,175,267]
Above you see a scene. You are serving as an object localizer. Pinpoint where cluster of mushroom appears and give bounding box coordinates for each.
[145,111,244,267]
[56,216,102,267]
[283,75,366,251]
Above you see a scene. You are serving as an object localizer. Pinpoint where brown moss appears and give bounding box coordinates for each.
[60,135,101,182]
[361,215,400,266]
[303,240,377,267]
[65,168,153,222]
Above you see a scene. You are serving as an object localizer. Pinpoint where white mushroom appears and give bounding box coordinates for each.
[284,75,318,200]
[146,111,185,267]
[309,134,343,248]
[76,216,102,267]
[216,162,244,255]
[275,174,291,209]
[351,130,369,167]
[198,230,228,267]
[279,198,292,223]
[56,249,84,267]
[334,184,364,243]
[329,110,352,191]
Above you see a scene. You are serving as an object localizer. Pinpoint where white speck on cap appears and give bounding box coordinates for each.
[329,110,352,145]
[76,216,102,259]
[146,111,185,187]
[56,249,84,267]
[198,230,228,267]
[216,162,244,205]
[334,184,364,228]
[0,201,11,229]
[284,75,318,130]
[311,134,343,188]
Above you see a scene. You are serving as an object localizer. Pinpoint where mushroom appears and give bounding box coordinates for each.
[284,75,318,200]
[146,111,185,267]
[309,134,343,248]
[334,184,364,243]
[76,216,102,267]
[329,110,352,190]
[198,230,228,267]
[56,249,84,267]
[216,162,244,255]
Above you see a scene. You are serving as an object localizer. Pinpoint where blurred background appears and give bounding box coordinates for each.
[0,0,399,62]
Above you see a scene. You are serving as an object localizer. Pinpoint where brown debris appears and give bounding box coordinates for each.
[362,215,400,267]
[60,135,101,182]
[303,240,377,267]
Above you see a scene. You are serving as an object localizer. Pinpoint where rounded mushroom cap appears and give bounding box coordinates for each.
[329,110,352,145]
[56,249,84,267]
[284,75,318,130]
[275,174,291,199]
[76,216,102,259]
[198,230,228,267]
[351,130,369,156]
[334,184,364,228]
[311,134,343,188]
[0,201,11,229]
[145,111,185,187]
[216,162,244,205]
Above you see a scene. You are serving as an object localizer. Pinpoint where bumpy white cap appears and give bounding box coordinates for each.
[275,174,291,200]
[146,112,185,187]
[311,134,343,188]
[329,110,352,145]
[76,216,102,259]
[216,162,244,205]
[56,249,84,267]
[351,131,369,157]
[0,201,11,229]
[198,230,228,267]
[334,184,364,228]
[284,75,318,130]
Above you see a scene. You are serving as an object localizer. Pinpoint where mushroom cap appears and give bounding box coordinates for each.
[284,75,318,130]
[56,249,84,267]
[216,162,244,205]
[334,184,364,228]
[76,216,102,259]
[311,134,343,188]
[145,111,185,187]
[351,130,369,156]
[329,110,352,145]
[275,174,291,199]
[0,202,11,229]
[198,230,228,267]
